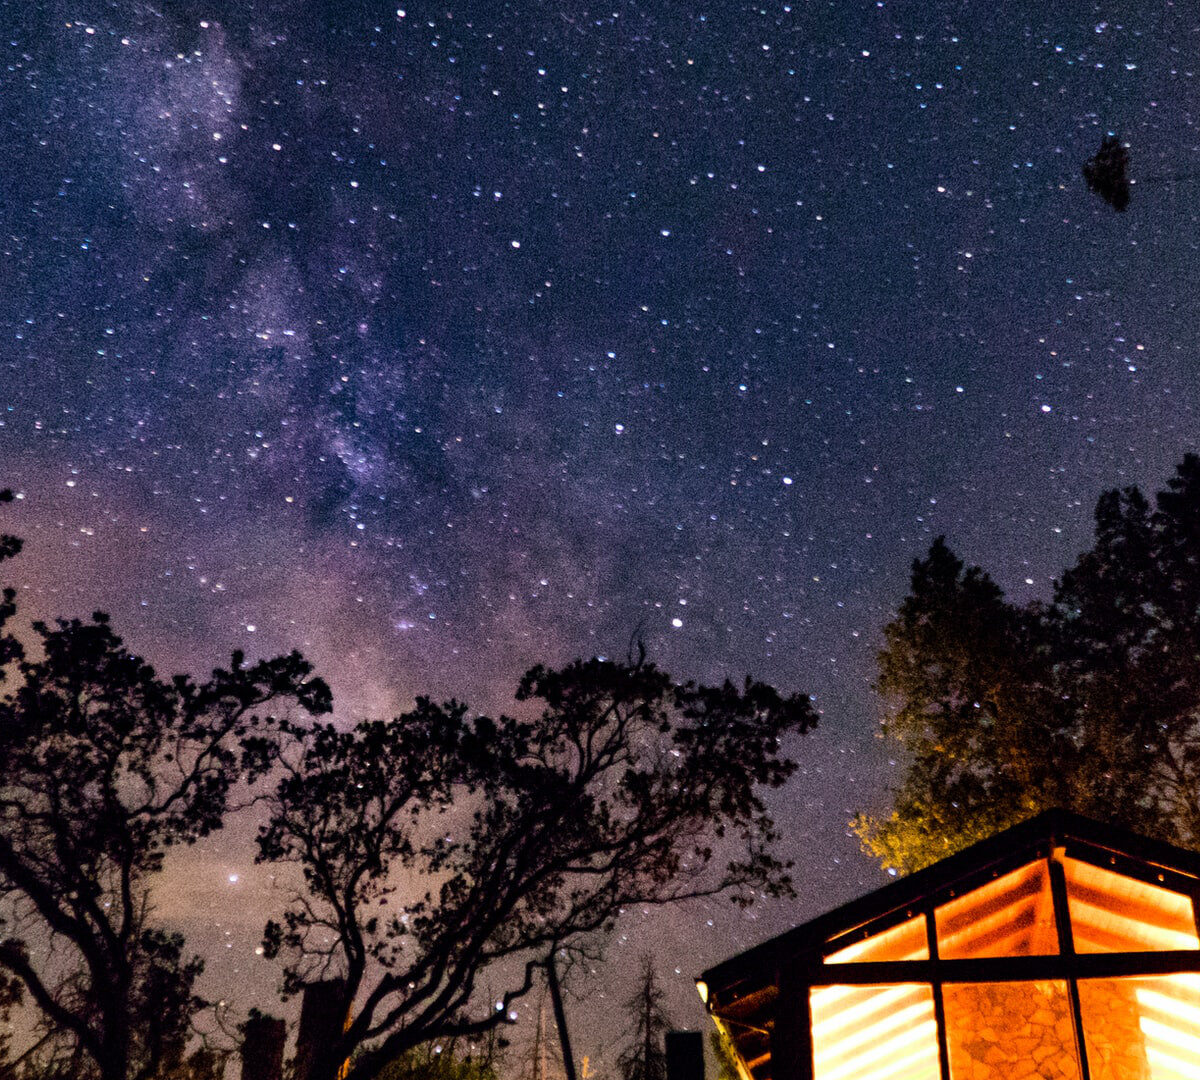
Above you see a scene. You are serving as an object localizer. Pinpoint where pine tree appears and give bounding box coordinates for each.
[616,959,672,1080]
[856,453,1200,872]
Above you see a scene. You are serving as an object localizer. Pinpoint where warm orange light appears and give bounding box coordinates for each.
[944,981,1081,1080]
[1143,1046,1200,1080]
[816,1028,939,1080]
[810,984,939,1080]
[1063,859,1199,954]
[1079,975,1200,1080]
[727,856,1200,1080]
[1139,1016,1200,1059]
[825,915,928,964]
[936,860,1059,959]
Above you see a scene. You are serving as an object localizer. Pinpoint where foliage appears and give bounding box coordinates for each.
[156,1048,226,1080]
[855,453,1200,872]
[257,652,816,1080]
[616,959,671,1080]
[361,1040,500,1080]
[708,1031,742,1080]
[0,491,332,1080]
[0,1042,223,1080]
[0,968,21,1076]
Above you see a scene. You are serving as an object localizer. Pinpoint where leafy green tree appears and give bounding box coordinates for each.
[257,654,816,1080]
[855,453,1200,872]
[0,492,332,1080]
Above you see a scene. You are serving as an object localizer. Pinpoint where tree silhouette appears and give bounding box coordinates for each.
[1083,134,1131,211]
[256,653,816,1080]
[616,959,671,1080]
[0,491,332,1080]
[855,453,1200,871]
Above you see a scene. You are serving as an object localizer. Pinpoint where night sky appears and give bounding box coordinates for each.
[3,0,1199,1064]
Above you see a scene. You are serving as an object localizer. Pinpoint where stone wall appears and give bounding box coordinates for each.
[942,979,1151,1080]
[943,981,1080,1080]
[1077,979,1151,1080]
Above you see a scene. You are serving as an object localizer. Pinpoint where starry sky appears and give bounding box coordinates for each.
[3,0,1200,1064]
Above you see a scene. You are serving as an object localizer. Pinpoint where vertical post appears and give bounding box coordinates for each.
[241,1013,286,1080]
[771,963,813,1080]
[1049,850,1092,1080]
[546,952,580,1080]
[293,979,349,1080]
[924,908,952,1080]
[666,1031,705,1080]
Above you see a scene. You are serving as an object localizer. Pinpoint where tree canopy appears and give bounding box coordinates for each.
[0,486,813,1080]
[0,491,332,1080]
[855,453,1200,872]
[257,653,816,1080]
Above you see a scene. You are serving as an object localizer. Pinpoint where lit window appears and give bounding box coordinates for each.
[1079,974,1200,1079]
[937,860,1059,959]
[825,915,929,963]
[810,984,939,1080]
[944,981,1080,1080]
[1064,859,1199,954]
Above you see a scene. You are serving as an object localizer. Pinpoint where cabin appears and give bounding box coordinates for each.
[698,810,1200,1080]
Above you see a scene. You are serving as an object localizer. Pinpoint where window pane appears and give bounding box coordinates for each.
[810,984,939,1080]
[943,981,1080,1080]
[936,860,1059,958]
[1079,974,1200,1080]
[825,916,929,963]
[1063,858,1199,953]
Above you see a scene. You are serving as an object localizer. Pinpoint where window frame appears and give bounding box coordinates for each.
[802,842,1200,1080]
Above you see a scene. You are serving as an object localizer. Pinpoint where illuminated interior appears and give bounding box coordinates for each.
[943,980,1080,1080]
[824,915,928,964]
[1079,975,1200,1080]
[936,860,1059,958]
[807,862,1200,1080]
[810,984,938,1080]
[701,813,1200,1080]
[1063,858,1200,954]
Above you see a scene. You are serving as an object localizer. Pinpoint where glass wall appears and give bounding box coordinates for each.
[1078,975,1200,1080]
[825,915,928,964]
[1063,859,1200,954]
[943,980,1079,1080]
[936,860,1058,959]
[804,855,1200,1080]
[809,984,939,1080]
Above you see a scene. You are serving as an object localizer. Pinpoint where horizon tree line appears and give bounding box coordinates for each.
[11,447,1200,1079]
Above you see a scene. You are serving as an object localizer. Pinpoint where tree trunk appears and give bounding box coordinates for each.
[547,954,578,1080]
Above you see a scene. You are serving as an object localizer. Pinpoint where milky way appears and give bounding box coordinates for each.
[2,0,1199,1059]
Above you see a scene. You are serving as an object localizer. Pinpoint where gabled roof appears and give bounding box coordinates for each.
[700,810,1200,1080]
[700,808,1200,1012]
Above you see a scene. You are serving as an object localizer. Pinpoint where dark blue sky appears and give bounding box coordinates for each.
[2,0,1198,1058]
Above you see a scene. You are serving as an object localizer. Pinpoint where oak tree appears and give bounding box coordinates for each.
[0,491,332,1080]
[257,654,815,1080]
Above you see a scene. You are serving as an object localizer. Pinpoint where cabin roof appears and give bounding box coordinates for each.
[700,808,1200,1008]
